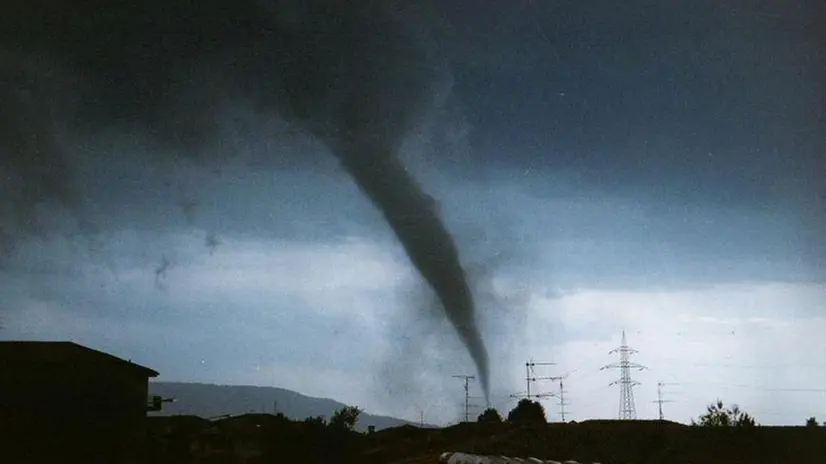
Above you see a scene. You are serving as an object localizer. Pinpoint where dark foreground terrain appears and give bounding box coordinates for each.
[147,415,826,464]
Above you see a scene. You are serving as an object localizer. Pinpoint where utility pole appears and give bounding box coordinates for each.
[452,375,475,423]
[652,381,676,421]
[601,330,647,420]
[413,402,427,427]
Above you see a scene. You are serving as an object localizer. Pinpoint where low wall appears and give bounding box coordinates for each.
[440,451,600,464]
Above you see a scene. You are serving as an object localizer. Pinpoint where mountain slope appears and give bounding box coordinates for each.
[147,381,424,431]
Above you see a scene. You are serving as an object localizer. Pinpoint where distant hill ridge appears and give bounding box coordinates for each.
[147,381,429,431]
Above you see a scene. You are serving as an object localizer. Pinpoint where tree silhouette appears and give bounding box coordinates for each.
[477,407,503,423]
[691,399,756,427]
[806,416,819,427]
[507,399,546,424]
[303,415,327,428]
[329,406,362,431]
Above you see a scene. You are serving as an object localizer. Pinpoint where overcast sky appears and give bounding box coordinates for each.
[1,0,824,426]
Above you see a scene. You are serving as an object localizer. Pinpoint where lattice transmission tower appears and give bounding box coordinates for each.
[601,330,647,420]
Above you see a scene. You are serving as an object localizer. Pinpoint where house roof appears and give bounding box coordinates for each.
[0,340,159,377]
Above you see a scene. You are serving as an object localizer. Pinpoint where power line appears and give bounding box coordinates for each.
[601,330,647,420]
[565,384,613,414]
[452,375,475,423]
[646,357,826,370]
[678,381,826,393]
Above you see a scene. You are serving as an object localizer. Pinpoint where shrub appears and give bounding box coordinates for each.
[477,407,503,423]
[507,399,546,424]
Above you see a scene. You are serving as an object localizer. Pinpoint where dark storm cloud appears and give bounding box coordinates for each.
[1,0,493,399]
[430,0,825,281]
[0,0,287,249]
[305,4,491,400]
[439,0,824,214]
[2,0,822,425]
[0,52,87,248]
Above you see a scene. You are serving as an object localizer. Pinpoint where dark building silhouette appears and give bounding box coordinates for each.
[0,341,159,463]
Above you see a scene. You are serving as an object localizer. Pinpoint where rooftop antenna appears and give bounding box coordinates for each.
[549,369,577,422]
[652,381,677,420]
[525,359,556,399]
[452,375,476,423]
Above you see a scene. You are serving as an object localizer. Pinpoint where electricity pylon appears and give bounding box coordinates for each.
[601,330,647,420]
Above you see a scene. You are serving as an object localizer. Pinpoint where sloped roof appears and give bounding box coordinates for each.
[0,340,159,377]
